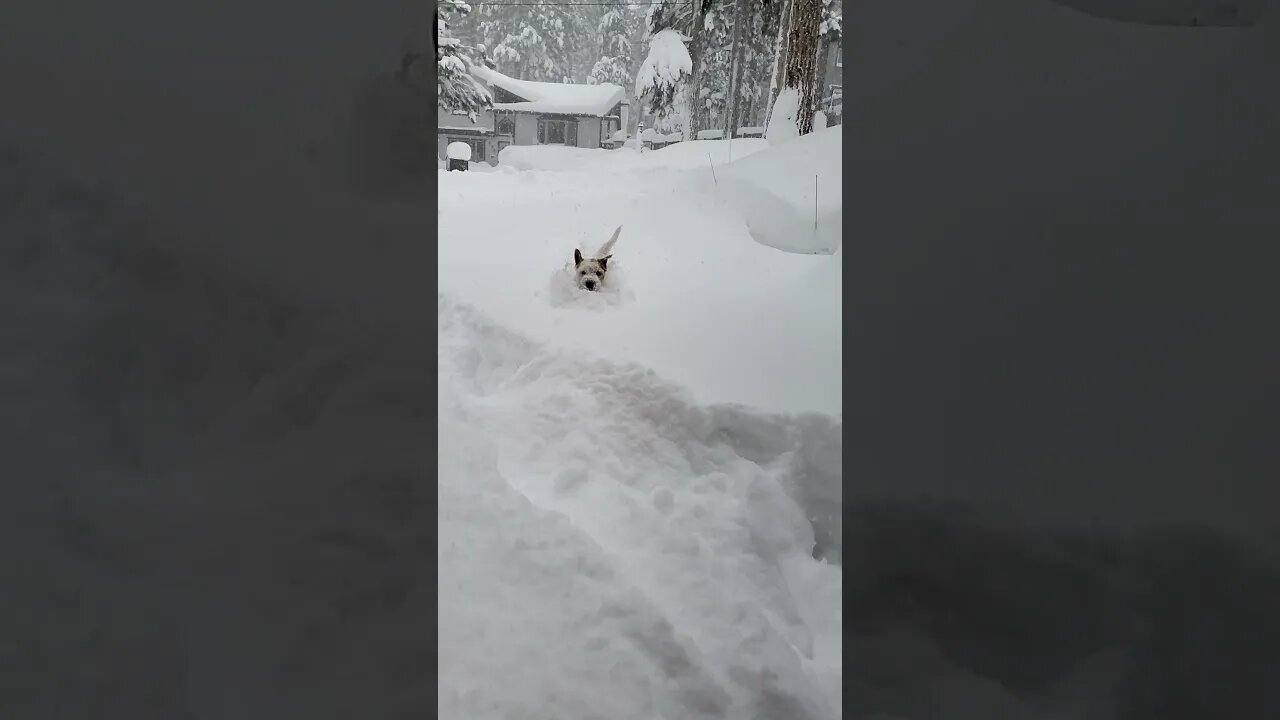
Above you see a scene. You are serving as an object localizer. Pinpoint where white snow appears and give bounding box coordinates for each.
[474,66,625,117]
[439,130,842,718]
[717,128,843,254]
[446,141,472,161]
[635,28,693,99]
[765,88,801,145]
[494,138,770,173]
[696,129,726,140]
[737,126,765,137]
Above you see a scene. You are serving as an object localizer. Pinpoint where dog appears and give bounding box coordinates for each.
[573,226,621,292]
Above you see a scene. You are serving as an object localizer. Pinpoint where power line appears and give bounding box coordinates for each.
[470,2,691,5]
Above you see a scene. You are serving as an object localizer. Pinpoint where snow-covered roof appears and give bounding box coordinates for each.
[696,129,725,140]
[473,66,625,117]
[662,133,683,142]
[609,129,628,142]
[737,126,765,136]
[640,128,659,142]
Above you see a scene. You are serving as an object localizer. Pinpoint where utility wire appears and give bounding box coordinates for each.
[469,2,691,6]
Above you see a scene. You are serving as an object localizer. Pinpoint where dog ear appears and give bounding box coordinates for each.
[574,248,584,266]
[598,255,611,271]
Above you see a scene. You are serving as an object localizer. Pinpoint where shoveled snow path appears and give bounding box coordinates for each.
[439,297,841,719]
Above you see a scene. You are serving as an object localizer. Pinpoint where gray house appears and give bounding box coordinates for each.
[437,67,628,165]
[821,41,843,123]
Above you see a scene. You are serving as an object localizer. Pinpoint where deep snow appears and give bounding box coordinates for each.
[438,138,843,718]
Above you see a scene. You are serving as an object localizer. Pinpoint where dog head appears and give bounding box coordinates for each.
[574,248,611,291]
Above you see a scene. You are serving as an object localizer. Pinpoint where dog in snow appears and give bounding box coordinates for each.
[573,226,621,292]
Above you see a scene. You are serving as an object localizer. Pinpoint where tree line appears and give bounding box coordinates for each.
[437,0,841,139]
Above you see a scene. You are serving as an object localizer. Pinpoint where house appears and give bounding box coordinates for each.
[821,41,843,123]
[437,66,628,165]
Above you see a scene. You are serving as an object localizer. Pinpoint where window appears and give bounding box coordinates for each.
[495,111,515,137]
[537,117,578,146]
[469,139,486,161]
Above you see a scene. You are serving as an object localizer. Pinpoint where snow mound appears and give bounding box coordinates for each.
[494,139,769,174]
[766,88,801,145]
[498,145,619,172]
[718,128,842,255]
[446,141,472,161]
[439,296,842,719]
[650,138,770,168]
[543,261,635,310]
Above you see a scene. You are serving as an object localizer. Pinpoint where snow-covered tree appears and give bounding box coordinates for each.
[643,0,715,139]
[587,5,639,88]
[635,27,693,134]
[462,2,591,82]
[436,0,491,119]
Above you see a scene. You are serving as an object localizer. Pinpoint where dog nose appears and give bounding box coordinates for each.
[584,280,597,290]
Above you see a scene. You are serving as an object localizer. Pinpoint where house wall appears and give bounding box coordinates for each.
[438,106,494,132]
[576,117,602,149]
[513,114,539,145]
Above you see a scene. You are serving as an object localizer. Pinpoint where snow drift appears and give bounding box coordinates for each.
[718,129,843,255]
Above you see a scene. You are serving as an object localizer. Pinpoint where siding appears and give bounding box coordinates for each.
[437,106,494,132]
[576,117,602,149]
[514,114,539,145]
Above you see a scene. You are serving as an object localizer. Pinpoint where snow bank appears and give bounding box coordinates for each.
[439,296,841,719]
[493,139,769,174]
[717,128,843,254]
[498,144,619,172]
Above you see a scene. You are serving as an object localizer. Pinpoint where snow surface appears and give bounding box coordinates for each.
[497,138,770,174]
[474,66,625,117]
[696,129,726,140]
[446,141,472,161]
[717,129,842,254]
[765,88,800,145]
[440,134,842,718]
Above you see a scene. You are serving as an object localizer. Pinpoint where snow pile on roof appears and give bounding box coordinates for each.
[662,132,683,143]
[718,128,842,255]
[473,66,625,117]
[696,129,725,140]
[640,128,660,142]
[737,126,765,136]
[446,141,472,161]
[609,129,628,142]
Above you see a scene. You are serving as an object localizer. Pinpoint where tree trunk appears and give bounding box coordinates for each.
[781,0,822,134]
[723,0,753,138]
[764,0,793,127]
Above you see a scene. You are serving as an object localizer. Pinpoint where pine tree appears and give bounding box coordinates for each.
[588,4,638,88]
[643,0,718,140]
[635,27,692,133]
[436,0,492,120]
[462,2,592,82]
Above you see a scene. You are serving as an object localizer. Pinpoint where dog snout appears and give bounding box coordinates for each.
[584,279,597,290]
